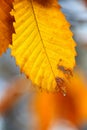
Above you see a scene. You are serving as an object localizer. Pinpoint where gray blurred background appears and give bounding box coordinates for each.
[0,0,87,130]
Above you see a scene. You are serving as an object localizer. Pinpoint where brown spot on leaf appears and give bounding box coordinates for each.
[58,65,73,78]
[55,77,67,96]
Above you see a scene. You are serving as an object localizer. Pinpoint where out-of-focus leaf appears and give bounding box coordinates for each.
[11,0,76,92]
[84,0,87,6]
[0,0,14,55]
[35,74,87,130]
[0,77,30,114]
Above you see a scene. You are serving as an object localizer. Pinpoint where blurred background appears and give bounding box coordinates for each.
[0,0,87,130]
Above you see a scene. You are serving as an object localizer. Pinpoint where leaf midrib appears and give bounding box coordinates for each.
[30,0,57,84]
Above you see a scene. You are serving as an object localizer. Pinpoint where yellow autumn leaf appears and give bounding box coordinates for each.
[0,0,14,55]
[10,0,76,92]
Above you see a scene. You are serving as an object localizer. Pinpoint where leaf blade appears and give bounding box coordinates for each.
[11,0,76,92]
[0,0,14,55]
